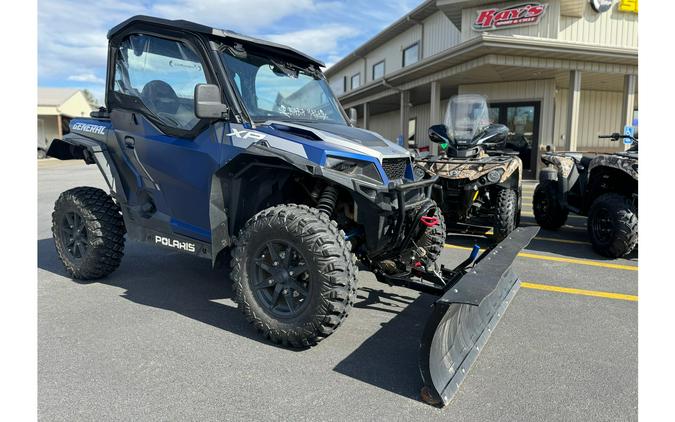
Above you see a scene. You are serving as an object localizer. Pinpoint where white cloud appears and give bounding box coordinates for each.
[38,0,418,89]
[265,25,361,59]
[150,0,318,31]
[67,73,105,84]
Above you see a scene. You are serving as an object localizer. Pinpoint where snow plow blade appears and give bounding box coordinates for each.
[419,226,539,407]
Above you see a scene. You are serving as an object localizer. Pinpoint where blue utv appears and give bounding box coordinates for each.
[47,16,537,407]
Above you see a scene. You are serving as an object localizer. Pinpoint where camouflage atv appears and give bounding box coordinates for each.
[533,133,638,258]
[416,95,522,242]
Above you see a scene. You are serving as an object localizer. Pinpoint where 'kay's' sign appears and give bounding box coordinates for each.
[472,2,548,31]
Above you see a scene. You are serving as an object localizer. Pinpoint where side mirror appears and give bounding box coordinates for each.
[194,84,229,119]
[477,123,508,145]
[428,124,450,144]
[348,108,358,126]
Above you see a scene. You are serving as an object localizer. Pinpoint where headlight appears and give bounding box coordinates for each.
[487,169,503,183]
[325,156,382,183]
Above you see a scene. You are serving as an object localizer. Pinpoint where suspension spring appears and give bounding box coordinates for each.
[317,185,339,216]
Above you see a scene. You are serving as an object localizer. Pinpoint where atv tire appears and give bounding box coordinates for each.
[417,209,446,263]
[493,188,518,242]
[533,181,568,230]
[231,204,357,348]
[52,187,126,279]
[587,193,638,258]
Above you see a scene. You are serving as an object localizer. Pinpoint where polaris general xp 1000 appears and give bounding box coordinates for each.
[415,95,522,241]
[48,16,537,406]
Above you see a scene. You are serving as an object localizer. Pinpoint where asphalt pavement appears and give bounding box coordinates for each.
[38,160,637,421]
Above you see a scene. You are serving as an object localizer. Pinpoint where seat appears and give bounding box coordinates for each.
[141,80,180,115]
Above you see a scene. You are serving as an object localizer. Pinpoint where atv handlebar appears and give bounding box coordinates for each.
[599,132,637,143]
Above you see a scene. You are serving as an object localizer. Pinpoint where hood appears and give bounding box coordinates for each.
[220,120,416,184]
[255,121,411,163]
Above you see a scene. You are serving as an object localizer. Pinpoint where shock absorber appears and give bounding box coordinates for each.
[317,185,339,216]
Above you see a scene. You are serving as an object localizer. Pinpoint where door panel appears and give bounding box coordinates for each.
[132,115,221,240]
[109,32,221,242]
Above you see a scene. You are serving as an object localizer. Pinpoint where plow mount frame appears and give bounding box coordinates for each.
[374,226,539,407]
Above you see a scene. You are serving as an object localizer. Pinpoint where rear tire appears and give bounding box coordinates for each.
[493,188,518,242]
[231,204,357,348]
[587,193,638,258]
[52,187,126,279]
[533,181,568,230]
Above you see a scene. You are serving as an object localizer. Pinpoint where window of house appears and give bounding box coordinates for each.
[351,73,361,90]
[372,61,385,80]
[402,43,419,67]
[113,34,207,130]
[330,78,344,95]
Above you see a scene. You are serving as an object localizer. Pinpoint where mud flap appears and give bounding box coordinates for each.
[419,226,539,407]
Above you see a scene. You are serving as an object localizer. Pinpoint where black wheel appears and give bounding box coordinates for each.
[532,181,568,230]
[231,204,357,348]
[52,187,126,279]
[417,207,446,263]
[587,193,638,258]
[493,188,518,242]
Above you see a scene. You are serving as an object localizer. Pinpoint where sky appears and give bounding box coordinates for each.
[38,0,421,103]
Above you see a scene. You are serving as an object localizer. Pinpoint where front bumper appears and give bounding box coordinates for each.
[353,176,439,259]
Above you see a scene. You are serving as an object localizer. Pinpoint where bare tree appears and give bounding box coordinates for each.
[82,89,100,108]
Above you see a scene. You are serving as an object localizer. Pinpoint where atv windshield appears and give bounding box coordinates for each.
[220,47,346,124]
[443,95,491,145]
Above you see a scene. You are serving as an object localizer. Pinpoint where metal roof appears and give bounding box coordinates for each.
[38,88,79,106]
[108,15,324,67]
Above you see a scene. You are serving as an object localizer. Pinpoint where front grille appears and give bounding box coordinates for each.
[381,158,408,180]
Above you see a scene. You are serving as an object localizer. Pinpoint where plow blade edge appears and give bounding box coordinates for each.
[419,226,539,406]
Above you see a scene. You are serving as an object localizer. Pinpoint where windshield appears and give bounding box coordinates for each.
[444,95,490,145]
[220,47,347,124]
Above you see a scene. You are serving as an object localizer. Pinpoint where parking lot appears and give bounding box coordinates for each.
[38,159,637,421]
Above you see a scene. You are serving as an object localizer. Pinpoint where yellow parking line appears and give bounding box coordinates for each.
[533,236,591,245]
[521,282,638,302]
[516,252,638,271]
[443,243,638,271]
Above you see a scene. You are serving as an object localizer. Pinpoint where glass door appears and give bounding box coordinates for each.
[488,102,540,179]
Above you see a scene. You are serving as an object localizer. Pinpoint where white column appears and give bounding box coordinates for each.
[400,90,410,148]
[429,81,441,155]
[362,102,370,130]
[621,74,637,128]
[565,70,581,151]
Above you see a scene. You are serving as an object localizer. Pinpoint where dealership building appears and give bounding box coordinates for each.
[325,0,638,178]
